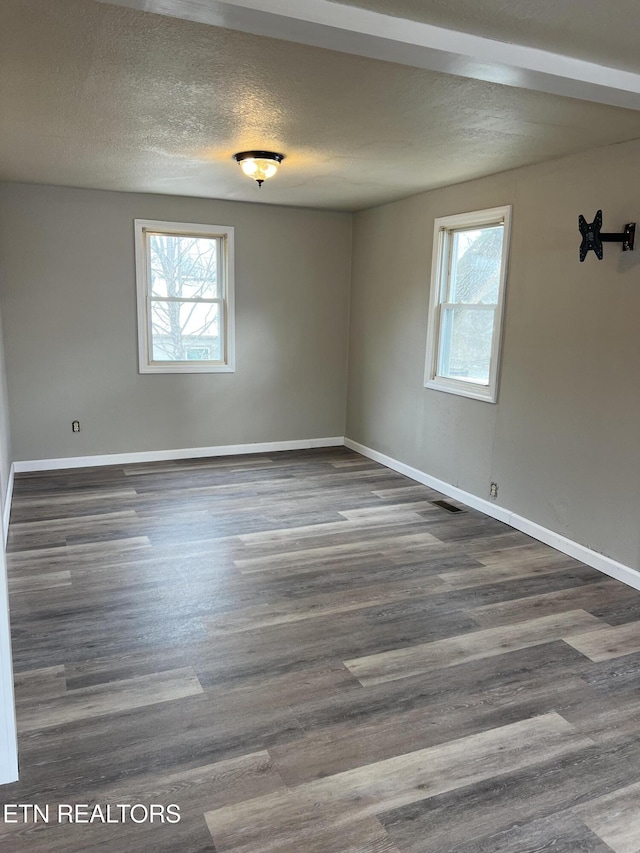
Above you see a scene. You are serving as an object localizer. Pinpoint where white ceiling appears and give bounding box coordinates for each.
[2,0,640,211]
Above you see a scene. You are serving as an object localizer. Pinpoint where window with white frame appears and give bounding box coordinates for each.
[134,220,235,374]
[424,205,511,402]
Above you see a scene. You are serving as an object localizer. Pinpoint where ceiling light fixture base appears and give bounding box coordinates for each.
[233,151,285,187]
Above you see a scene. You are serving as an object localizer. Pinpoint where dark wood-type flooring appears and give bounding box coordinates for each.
[2,447,640,851]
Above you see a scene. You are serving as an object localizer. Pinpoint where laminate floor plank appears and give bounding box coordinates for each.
[8,570,71,592]
[63,644,196,690]
[566,621,640,661]
[559,687,640,742]
[8,694,303,803]
[454,530,549,556]
[236,518,441,554]
[445,813,614,853]
[372,485,454,500]
[0,752,282,852]
[204,575,449,634]
[473,541,578,566]
[338,502,442,521]
[7,536,152,568]
[202,663,362,712]
[13,665,67,703]
[16,667,204,733]
[438,555,581,589]
[269,674,593,786]
[192,611,480,691]
[233,531,442,575]
[574,780,640,853]
[331,458,378,469]
[344,609,608,685]
[582,650,640,695]
[418,515,514,546]
[8,509,139,534]
[205,713,591,852]
[11,493,127,512]
[467,580,632,627]
[289,641,592,735]
[122,457,279,476]
[16,750,284,833]
[0,816,217,853]
[5,447,640,852]
[379,736,640,853]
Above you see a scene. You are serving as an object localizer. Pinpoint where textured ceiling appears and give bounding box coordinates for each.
[2,0,640,210]
[329,0,640,73]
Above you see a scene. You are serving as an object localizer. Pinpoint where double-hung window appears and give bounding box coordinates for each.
[134,220,235,373]
[424,205,511,402]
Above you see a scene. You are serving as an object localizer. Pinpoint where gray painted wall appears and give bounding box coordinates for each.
[347,138,640,571]
[0,184,352,461]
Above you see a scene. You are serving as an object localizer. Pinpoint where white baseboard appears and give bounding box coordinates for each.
[2,464,13,546]
[345,437,640,593]
[13,437,346,474]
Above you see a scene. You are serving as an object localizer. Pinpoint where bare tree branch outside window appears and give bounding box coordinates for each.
[149,234,221,362]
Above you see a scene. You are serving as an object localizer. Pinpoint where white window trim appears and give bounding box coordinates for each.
[424,205,511,403]
[134,219,235,374]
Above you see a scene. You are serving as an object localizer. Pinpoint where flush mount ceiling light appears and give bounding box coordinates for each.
[233,151,285,187]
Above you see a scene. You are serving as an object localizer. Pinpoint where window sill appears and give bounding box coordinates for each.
[425,377,497,403]
[139,363,235,375]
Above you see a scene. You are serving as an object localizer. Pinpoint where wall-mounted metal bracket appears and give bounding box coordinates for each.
[579,209,635,261]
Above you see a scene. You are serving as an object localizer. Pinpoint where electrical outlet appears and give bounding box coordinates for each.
[72,420,80,433]
[489,481,498,499]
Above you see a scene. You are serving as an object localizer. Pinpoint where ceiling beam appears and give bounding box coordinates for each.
[97,0,640,111]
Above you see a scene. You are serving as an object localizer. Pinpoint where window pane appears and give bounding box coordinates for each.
[438,307,494,384]
[450,226,503,304]
[149,234,220,299]
[150,300,222,362]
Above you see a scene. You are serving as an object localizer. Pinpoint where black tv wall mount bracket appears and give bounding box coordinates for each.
[579,209,635,261]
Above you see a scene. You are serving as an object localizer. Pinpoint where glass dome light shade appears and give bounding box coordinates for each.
[240,157,279,181]
[233,151,285,186]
